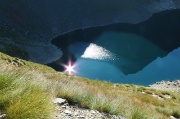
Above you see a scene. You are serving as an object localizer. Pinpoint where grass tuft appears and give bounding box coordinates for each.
[131,108,148,119]
[172,110,180,118]
[0,73,54,119]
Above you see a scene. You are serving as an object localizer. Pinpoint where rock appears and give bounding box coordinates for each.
[52,98,66,104]
[163,94,171,99]
[53,99,127,119]
[78,115,85,118]
[61,105,66,108]
[0,114,6,119]
[149,80,180,91]
[152,93,163,100]
[64,110,71,114]
[90,110,96,114]
[170,116,176,119]
[73,112,78,116]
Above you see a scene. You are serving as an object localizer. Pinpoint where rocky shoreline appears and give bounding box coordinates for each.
[149,80,180,92]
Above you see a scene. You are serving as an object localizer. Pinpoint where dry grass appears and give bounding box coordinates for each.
[0,52,180,119]
[0,72,54,119]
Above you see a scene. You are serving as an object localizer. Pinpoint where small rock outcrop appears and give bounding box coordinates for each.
[52,98,67,105]
[149,80,180,92]
[0,114,6,119]
[53,98,125,119]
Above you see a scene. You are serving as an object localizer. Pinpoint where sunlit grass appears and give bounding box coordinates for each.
[0,52,180,119]
[0,72,54,119]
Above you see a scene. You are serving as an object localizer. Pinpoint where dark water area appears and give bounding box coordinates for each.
[75,48,180,86]
[49,9,180,86]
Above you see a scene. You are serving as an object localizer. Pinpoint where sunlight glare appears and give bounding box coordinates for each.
[64,62,76,74]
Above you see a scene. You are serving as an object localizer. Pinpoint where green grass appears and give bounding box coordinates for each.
[0,73,54,119]
[172,110,180,118]
[0,52,180,119]
[131,108,148,119]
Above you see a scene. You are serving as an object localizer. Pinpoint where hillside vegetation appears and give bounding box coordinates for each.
[0,52,180,119]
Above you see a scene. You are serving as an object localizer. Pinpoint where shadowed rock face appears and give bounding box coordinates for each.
[0,0,180,72]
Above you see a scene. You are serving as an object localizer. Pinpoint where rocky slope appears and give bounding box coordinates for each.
[150,80,180,92]
[53,98,125,119]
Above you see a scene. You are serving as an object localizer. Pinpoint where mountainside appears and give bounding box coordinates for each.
[0,0,180,64]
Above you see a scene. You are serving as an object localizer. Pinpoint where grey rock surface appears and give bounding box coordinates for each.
[52,98,67,104]
[149,80,180,92]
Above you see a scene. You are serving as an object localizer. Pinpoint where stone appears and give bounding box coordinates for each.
[152,93,163,100]
[52,98,66,104]
[78,115,85,118]
[64,110,72,114]
[61,105,66,108]
[163,94,171,99]
[73,112,78,116]
[0,114,6,119]
[170,116,176,119]
[54,99,127,119]
[173,84,177,86]
[90,110,96,114]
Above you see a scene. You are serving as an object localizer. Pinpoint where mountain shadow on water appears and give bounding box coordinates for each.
[49,9,180,75]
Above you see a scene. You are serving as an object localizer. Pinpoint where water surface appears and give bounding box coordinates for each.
[72,32,180,86]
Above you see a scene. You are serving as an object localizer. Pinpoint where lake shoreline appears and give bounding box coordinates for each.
[149,80,180,92]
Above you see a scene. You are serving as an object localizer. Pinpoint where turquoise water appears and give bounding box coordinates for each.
[71,32,180,86]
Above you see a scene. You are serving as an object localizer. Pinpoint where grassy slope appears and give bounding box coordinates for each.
[0,52,180,119]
